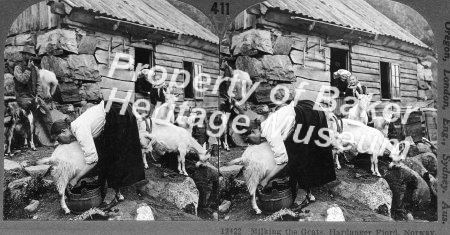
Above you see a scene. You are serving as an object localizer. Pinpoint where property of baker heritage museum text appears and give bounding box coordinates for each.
[3,0,438,223]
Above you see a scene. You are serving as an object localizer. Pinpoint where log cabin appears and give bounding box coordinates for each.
[226,0,437,142]
[4,0,220,115]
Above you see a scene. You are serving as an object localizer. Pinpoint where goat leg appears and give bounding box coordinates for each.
[142,150,149,169]
[28,112,36,151]
[60,186,71,214]
[178,148,189,176]
[335,153,342,170]
[250,187,262,215]
[6,124,15,155]
[371,154,381,177]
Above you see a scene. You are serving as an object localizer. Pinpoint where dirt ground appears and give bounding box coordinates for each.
[218,146,438,222]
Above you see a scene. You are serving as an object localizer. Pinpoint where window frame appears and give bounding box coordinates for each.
[194,63,204,100]
[379,61,401,100]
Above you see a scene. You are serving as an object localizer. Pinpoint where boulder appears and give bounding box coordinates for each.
[142,174,199,216]
[326,206,345,222]
[219,165,243,178]
[254,83,295,103]
[272,36,294,55]
[231,29,273,56]
[4,46,25,61]
[67,55,101,82]
[235,56,265,81]
[41,55,72,80]
[6,33,35,46]
[59,82,82,103]
[78,36,98,55]
[260,55,296,82]
[412,152,437,176]
[79,83,102,101]
[24,165,50,177]
[4,159,22,172]
[36,29,78,55]
[416,143,432,154]
[328,177,392,214]
[24,200,40,213]
[384,164,431,211]
[417,80,428,90]
[135,203,155,221]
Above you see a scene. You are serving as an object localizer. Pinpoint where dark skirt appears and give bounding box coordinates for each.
[284,100,336,189]
[96,101,145,189]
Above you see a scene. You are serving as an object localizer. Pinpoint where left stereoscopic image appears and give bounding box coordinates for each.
[3,0,221,220]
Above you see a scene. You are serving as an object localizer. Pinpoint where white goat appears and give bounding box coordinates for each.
[348,93,372,125]
[37,142,86,214]
[146,118,211,176]
[227,142,276,214]
[38,69,58,100]
[330,118,408,177]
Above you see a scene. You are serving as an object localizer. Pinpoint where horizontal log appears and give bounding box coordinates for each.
[358,43,421,61]
[351,65,379,75]
[399,78,417,85]
[293,66,330,82]
[352,45,418,63]
[156,44,218,63]
[99,77,135,91]
[155,52,219,70]
[350,72,379,83]
[351,60,379,69]
[101,88,135,102]
[98,64,137,81]
[351,53,418,70]
[401,90,418,97]
[400,84,418,91]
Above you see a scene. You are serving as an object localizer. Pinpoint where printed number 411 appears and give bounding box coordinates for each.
[211,2,230,15]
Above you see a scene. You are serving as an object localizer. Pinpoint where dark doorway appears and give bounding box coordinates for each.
[134,48,153,70]
[329,48,349,80]
[380,61,391,99]
[183,61,194,99]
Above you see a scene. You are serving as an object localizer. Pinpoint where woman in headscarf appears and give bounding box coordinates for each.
[50,100,147,209]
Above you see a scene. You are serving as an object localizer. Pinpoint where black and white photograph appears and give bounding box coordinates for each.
[1,0,448,233]
[217,0,438,222]
[3,0,221,221]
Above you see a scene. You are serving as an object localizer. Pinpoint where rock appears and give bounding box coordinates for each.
[212,212,219,220]
[4,46,25,61]
[67,54,101,82]
[384,164,431,211]
[416,143,432,154]
[272,36,294,55]
[224,215,230,221]
[355,173,362,179]
[219,165,243,178]
[7,33,35,46]
[78,35,98,54]
[417,80,428,90]
[79,83,101,101]
[290,49,304,64]
[4,159,22,171]
[235,56,265,81]
[232,29,273,56]
[142,176,199,216]
[59,82,82,103]
[326,206,345,222]
[24,200,40,213]
[135,204,155,221]
[260,55,296,82]
[41,55,71,80]
[8,177,32,190]
[413,153,437,176]
[254,83,296,104]
[36,29,78,55]
[328,177,392,214]
[24,165,50,177]
[219,200,231,213]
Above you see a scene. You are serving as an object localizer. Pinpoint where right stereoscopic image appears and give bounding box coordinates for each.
[217,0,438,222]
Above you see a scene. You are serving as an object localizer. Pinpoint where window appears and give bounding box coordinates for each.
[183,61,204,99]
[330,48,350,80]
[194,63,204,99]
[380,62,400,99]
[134,47,154,70]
